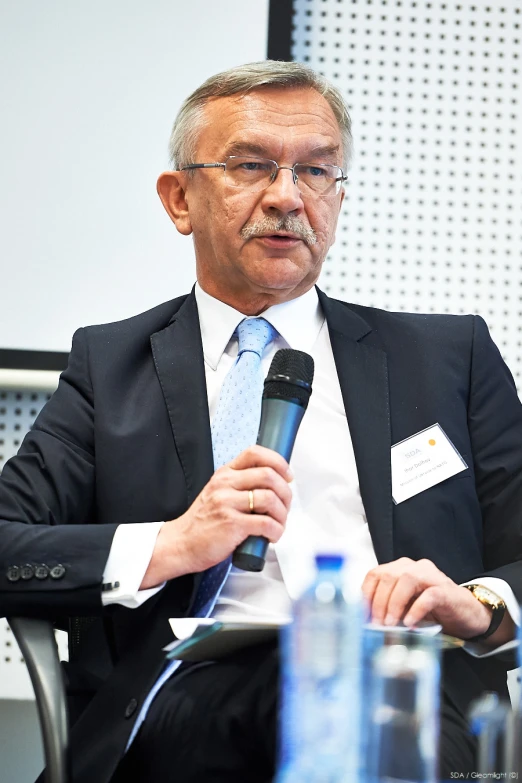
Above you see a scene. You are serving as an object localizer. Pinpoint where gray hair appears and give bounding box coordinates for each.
[168,60,352,171]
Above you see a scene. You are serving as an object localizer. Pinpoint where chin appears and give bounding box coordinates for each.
[246,257,315,292]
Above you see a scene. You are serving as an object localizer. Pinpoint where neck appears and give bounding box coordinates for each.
[196,281,315,316]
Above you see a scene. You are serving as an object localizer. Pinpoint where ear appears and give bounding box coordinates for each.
[156,171,193,235]
[338,186,345,213]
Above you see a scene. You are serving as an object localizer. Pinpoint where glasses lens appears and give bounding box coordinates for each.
[294,164,342,195]
[224,157,275,191]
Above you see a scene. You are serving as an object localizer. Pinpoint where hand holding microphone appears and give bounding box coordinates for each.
[233,348,315,572]
[142,349,313,589]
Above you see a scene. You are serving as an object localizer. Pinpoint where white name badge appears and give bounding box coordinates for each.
[391,423,467,504]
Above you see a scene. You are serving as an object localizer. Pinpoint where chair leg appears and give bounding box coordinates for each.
[8,617,69,783]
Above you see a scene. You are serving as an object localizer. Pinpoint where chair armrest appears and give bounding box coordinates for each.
[8,617,69,783]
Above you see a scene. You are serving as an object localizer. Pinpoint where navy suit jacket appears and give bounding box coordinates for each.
[1,288,522,782]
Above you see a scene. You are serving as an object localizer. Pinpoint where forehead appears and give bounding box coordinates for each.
[196,86,343,162]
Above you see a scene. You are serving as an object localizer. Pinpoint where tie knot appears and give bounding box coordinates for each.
[236,318,276,358]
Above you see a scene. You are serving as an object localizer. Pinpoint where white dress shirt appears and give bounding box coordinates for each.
[101,284,519,654]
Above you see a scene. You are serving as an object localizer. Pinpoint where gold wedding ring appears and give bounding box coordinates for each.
[248,489,255,513]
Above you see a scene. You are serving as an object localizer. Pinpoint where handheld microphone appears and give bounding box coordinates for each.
[232,348,315,572]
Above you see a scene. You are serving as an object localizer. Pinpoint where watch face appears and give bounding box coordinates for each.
[471,585,504,609]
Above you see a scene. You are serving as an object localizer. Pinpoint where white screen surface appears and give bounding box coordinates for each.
[0,0,269,352]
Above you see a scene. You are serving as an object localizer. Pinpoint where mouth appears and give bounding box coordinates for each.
[256,233,302,248]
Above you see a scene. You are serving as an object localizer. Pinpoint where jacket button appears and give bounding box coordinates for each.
[6,566,21,582]
[50,564,66,579]
[35,564,50,580]
[21,564,34,580]
[124,698,138,719]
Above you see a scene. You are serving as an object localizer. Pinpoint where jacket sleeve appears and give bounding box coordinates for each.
[469,315,522,600]
[0,328,118,618]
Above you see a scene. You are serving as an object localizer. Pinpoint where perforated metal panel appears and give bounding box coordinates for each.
[0,375,67,700]
[292,0,522,384]
[0,388,52,471]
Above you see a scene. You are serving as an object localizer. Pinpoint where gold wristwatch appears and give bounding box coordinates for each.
[464,584,507,641]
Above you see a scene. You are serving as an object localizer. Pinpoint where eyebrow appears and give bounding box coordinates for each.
[223,141,342,163]
[224,141,269,157]
[305,145,342,162]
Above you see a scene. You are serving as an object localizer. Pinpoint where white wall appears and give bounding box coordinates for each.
[0,4,269,775]
[0,0,269,352]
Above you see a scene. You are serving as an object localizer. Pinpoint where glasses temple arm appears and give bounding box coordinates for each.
[179,163,225,171]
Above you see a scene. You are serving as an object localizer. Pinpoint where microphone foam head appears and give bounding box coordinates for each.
[263,349,314,409]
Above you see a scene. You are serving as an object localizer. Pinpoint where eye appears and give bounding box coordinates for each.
[239,160,270,173]
[305,165,328,178]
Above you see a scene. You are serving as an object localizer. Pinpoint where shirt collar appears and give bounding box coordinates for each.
[195,282,324,370]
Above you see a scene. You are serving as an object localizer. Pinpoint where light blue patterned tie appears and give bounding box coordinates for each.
[127,318,277,747]
[192,317,277,616]
[212,317,278,470]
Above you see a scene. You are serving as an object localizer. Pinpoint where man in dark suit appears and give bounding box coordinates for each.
[0,61,521,783]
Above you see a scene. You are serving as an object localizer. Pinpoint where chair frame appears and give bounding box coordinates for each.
[8,617,69,783]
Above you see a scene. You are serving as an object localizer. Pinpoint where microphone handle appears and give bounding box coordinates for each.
[232,398,305,572]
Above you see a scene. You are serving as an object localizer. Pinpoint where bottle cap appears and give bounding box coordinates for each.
[315,554,344,570]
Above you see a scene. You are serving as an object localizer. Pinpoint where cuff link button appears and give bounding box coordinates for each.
[101,581,121,592]
[50,564,66,580]
[6,566,21,582]
[35,565,50,580]
[21,564,34,580]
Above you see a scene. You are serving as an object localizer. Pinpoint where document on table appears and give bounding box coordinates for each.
[163,616,454,662]
[164,616,291,662]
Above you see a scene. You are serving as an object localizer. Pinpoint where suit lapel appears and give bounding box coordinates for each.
[150,289,214,505]
[318,290,394,564]
[149,286,394,562]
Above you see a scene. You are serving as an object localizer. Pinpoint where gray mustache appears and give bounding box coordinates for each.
[240,216,317,246]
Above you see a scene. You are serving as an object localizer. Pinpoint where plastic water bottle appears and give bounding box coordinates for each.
[277,554,363,783]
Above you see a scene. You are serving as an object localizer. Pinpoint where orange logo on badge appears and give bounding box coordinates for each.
[428,439,436,446]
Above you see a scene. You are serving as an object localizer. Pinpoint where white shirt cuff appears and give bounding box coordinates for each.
[101,522,166,608]
[460,576,520,659]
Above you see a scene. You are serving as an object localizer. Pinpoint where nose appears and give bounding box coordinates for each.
[261,166,304,214]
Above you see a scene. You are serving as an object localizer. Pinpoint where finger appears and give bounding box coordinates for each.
[369,573,399,625]
[228,467,293,508]
[363,568,392,609]
[383,572,422,626]
[361,570,380,605]
[207,485,288,525]
[239,511,286,544]
[403,586,445,628]
[242,488,289,526]
[362,558,417,602]
[229,445,293,480]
